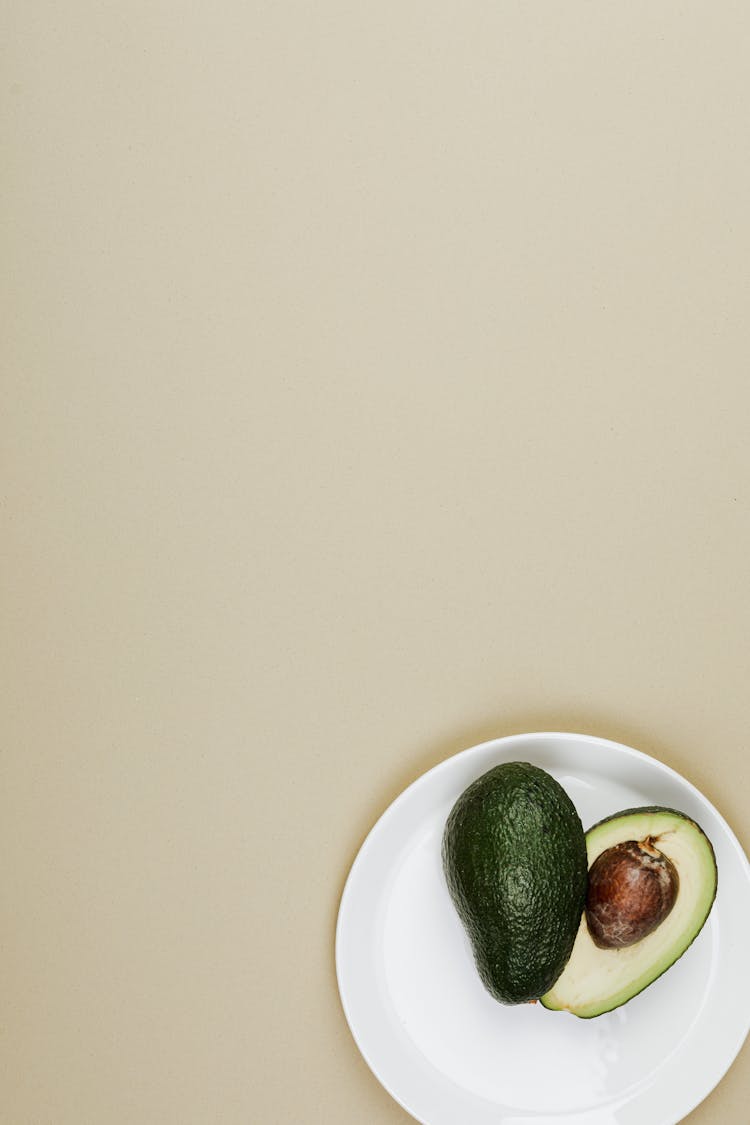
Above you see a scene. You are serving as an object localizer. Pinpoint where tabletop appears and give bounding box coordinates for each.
[3,3,749,1123]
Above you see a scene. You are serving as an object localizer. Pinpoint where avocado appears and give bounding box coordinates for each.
[541,807,717,1018]
[442,762,588,1004]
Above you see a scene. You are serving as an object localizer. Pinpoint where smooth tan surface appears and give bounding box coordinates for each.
[3,4,749,1122]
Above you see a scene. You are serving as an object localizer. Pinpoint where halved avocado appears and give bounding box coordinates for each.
[541,807,717,1018]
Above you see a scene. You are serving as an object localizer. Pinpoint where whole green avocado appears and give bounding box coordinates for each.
[442,761,587,1004]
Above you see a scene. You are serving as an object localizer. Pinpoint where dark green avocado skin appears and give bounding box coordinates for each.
[442,762,587,1004]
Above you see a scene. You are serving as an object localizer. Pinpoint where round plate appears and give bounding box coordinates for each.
[335,732,750,1125]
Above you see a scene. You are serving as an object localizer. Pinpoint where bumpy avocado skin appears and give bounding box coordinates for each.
[442,762,587,1004]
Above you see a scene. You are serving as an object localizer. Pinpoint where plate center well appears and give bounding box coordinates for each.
[382,770,717,1113]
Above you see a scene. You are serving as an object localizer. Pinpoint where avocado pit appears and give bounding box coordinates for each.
[585,838,679,950]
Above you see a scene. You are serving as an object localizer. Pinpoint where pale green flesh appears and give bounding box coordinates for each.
[541,809,717,1018]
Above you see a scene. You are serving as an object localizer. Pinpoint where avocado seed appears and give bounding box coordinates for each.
[585,838,679,950]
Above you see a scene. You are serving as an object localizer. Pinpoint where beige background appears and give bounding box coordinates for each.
[3,3,749,1122]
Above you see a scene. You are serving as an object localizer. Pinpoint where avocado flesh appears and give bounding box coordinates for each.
[442,762,588,1005]
[541,807,717,1018]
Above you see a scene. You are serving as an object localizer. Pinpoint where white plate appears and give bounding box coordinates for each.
[336,732,750,1125]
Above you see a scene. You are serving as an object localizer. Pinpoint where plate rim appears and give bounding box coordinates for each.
[335,730,750,1125]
